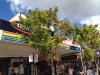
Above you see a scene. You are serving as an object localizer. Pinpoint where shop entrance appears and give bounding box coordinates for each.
[9,57,31,75]
[61,53,83,75]
[37,60,52,75]
[0,57,31,75]
[0,58,10,75]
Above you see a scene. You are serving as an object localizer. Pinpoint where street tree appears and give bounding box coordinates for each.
[73,24,100,63]
[17,7,70,75]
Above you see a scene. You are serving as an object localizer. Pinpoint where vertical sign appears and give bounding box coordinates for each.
[29,54,33,62]
[29,54,38,63]
[34,55,38,63]
[0,30,3,40]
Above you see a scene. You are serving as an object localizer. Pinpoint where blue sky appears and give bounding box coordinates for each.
[0,0,100,30]
[0,0,14,21]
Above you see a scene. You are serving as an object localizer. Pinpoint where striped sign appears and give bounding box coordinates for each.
[2,30,28,43]
[59,44,70,50]
[59,39,81,51]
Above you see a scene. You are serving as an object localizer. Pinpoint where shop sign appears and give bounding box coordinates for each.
[29,54,33,62]
[0,30,3,40]
[29,54,38,63]
[61,55,77,61]
[11,58,23,62]
[70,46,81,51]
[34,55,38,62]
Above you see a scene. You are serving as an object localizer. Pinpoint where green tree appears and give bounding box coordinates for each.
[73,24,100,63]
[18,7,70,75]
[83,47,95,64]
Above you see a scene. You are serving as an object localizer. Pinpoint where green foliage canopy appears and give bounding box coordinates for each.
[19,7,69,60]
[70,24,100,61]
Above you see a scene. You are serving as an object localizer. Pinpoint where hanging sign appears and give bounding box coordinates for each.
[29,54,33,62]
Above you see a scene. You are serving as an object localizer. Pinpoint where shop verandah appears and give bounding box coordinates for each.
[0,40,82,75]
[0,40,39,75]
[0,31,82,75]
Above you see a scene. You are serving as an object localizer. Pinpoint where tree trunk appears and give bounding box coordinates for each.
[51,59,55,75]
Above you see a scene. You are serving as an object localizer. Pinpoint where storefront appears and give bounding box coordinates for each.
[56,39,82,75]
[55,51,82,75]
[0,40,39,75]
[61,52,82,75]
[9,57,32,75]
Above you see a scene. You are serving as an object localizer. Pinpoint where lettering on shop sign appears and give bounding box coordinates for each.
[70,46,81,51]
[61,55,77,61]
[11,58,23,62]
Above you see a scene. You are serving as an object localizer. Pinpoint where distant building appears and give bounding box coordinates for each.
[9,12,26,22]
[9,12,26,28]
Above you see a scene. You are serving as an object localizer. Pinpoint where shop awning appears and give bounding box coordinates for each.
[0,40,39,57]
[58,39,81,56]
[0,38,81,58]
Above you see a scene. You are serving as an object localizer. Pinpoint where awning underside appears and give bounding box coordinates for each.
[0,41,80,57]
[0,41,39,57]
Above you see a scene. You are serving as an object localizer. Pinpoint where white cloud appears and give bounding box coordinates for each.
[80,15,100,30]
[7,0,100,24]
[7,0,27,13]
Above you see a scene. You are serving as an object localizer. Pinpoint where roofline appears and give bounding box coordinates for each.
[9,12,21,22]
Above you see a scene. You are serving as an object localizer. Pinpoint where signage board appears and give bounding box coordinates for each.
[70,46,81,51]
[29,54,38,63]
[29,54,33,62]
[11,58,23,62]
[61,55,77,61]
[0,30,3,40]
[34,55,38,63]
